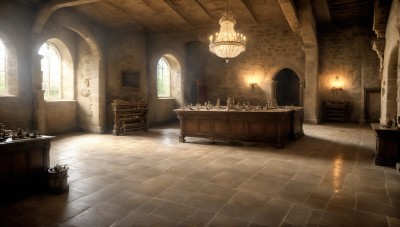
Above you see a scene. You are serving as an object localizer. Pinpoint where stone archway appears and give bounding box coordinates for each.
[148,52,183,125]
[273,68,301,106]
[381,46,399,123]
[54,12,105,133]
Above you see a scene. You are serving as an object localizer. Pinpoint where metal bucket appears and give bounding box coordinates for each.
[46,169,69,193]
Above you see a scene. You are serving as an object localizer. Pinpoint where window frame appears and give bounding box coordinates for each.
[0,39,6,94]
[39,42,62,100]
[156,57,171,98]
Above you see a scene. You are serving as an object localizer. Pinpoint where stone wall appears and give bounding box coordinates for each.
[381,0,400,124]
[0,2,35,129]
[33,19,79,134]
[147,25,304,110]
[105,31,147,130]
[318,25,380,122]
[206,25,304,106]
[146,32,189,125]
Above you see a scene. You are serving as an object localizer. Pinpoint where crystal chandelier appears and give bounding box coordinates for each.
[209,0,246,63]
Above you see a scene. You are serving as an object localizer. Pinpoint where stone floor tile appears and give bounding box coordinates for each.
[181,210,215,226]
[208,213,249,227]
[283,181,316,196]
[250,198,291,226]
[151,201,197,222]
[183,193,227,213]
[240,176,287,195]
[198,183,237,201]
[283,204,313,226]
[61,202,129,226]
[1,123,396,226]
[356,199,400,218]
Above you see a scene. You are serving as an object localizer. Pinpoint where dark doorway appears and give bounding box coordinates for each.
[274,68,300,106]
[185,41,208,105]
[365,88,381,123]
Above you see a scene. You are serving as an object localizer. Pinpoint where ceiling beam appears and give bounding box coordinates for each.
[277,0,300,33]
[311,0,331,24]
[32,0,104,33]
[106,1,145,32]
[164,0,195,28]
[194,0,213,19]
[236,0,258,24]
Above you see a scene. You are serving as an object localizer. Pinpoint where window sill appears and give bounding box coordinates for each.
[0,94,18,98]
[158,97,174,100]
[45,99,76,103]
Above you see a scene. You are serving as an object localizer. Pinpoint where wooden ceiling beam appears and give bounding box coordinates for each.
[106,1,145,32]
[277,0,300,33]
[32,0,104,33]
[164,0,195,28]
[194,0,213,19]
[311,0,331,24]
[236,0,258,24]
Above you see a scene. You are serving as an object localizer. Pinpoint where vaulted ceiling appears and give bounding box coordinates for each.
[21,0,376,34]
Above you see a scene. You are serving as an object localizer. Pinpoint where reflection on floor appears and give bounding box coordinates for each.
[0,123,399,227]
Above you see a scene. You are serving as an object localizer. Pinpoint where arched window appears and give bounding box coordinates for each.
[157,57,171,97]
[0,39,6,93]
[39,42,61,99]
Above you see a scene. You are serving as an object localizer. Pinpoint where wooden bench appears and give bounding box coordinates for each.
[111,99,148,135]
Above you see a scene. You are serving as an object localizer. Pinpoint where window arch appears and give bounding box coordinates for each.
[39,42,62,99]
[0,39,5,93]
[157,57,171,98]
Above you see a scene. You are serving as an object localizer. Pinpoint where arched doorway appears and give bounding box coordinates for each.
[274,68,300,106]
[381,46,398,123]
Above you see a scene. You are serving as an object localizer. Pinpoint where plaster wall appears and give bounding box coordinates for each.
[0,2,34,129]
[45,101,77,134]
[319,25,380,122]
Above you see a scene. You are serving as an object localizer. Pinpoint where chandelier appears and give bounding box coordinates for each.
[209,0,246,63]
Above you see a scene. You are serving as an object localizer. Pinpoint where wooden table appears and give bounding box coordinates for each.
[174,107,304,148]
[370,123,400,166]
[0,136,53,202]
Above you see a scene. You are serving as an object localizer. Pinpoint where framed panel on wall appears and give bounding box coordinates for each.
[122,71,140,89]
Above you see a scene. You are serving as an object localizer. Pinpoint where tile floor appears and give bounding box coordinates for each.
[0,123,399,227]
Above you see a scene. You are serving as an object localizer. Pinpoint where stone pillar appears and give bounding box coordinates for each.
[359,88,366,124]
[196,79,207,104]
[32,53,46,134]
[298,0,319,124]
[302,46,319,123]
[372,38,385,79]
[298,82,304,106]
[271,80,277,100]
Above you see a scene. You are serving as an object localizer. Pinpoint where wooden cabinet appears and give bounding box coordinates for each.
[371,123,400,166]
[323,102,346,122]
[174,107,304,148]
[112,99,148,135]
[0,136,52,202]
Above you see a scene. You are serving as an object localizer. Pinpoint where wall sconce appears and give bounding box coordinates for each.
[249,82,257,88]
[331,76,343,94]
[249,71,258,88]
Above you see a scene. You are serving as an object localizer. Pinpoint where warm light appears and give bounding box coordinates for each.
[331,76,343,94]
[209,0,246,63]
[249,82,257,88]
[332,154,343,193]
[249,72,258,88]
